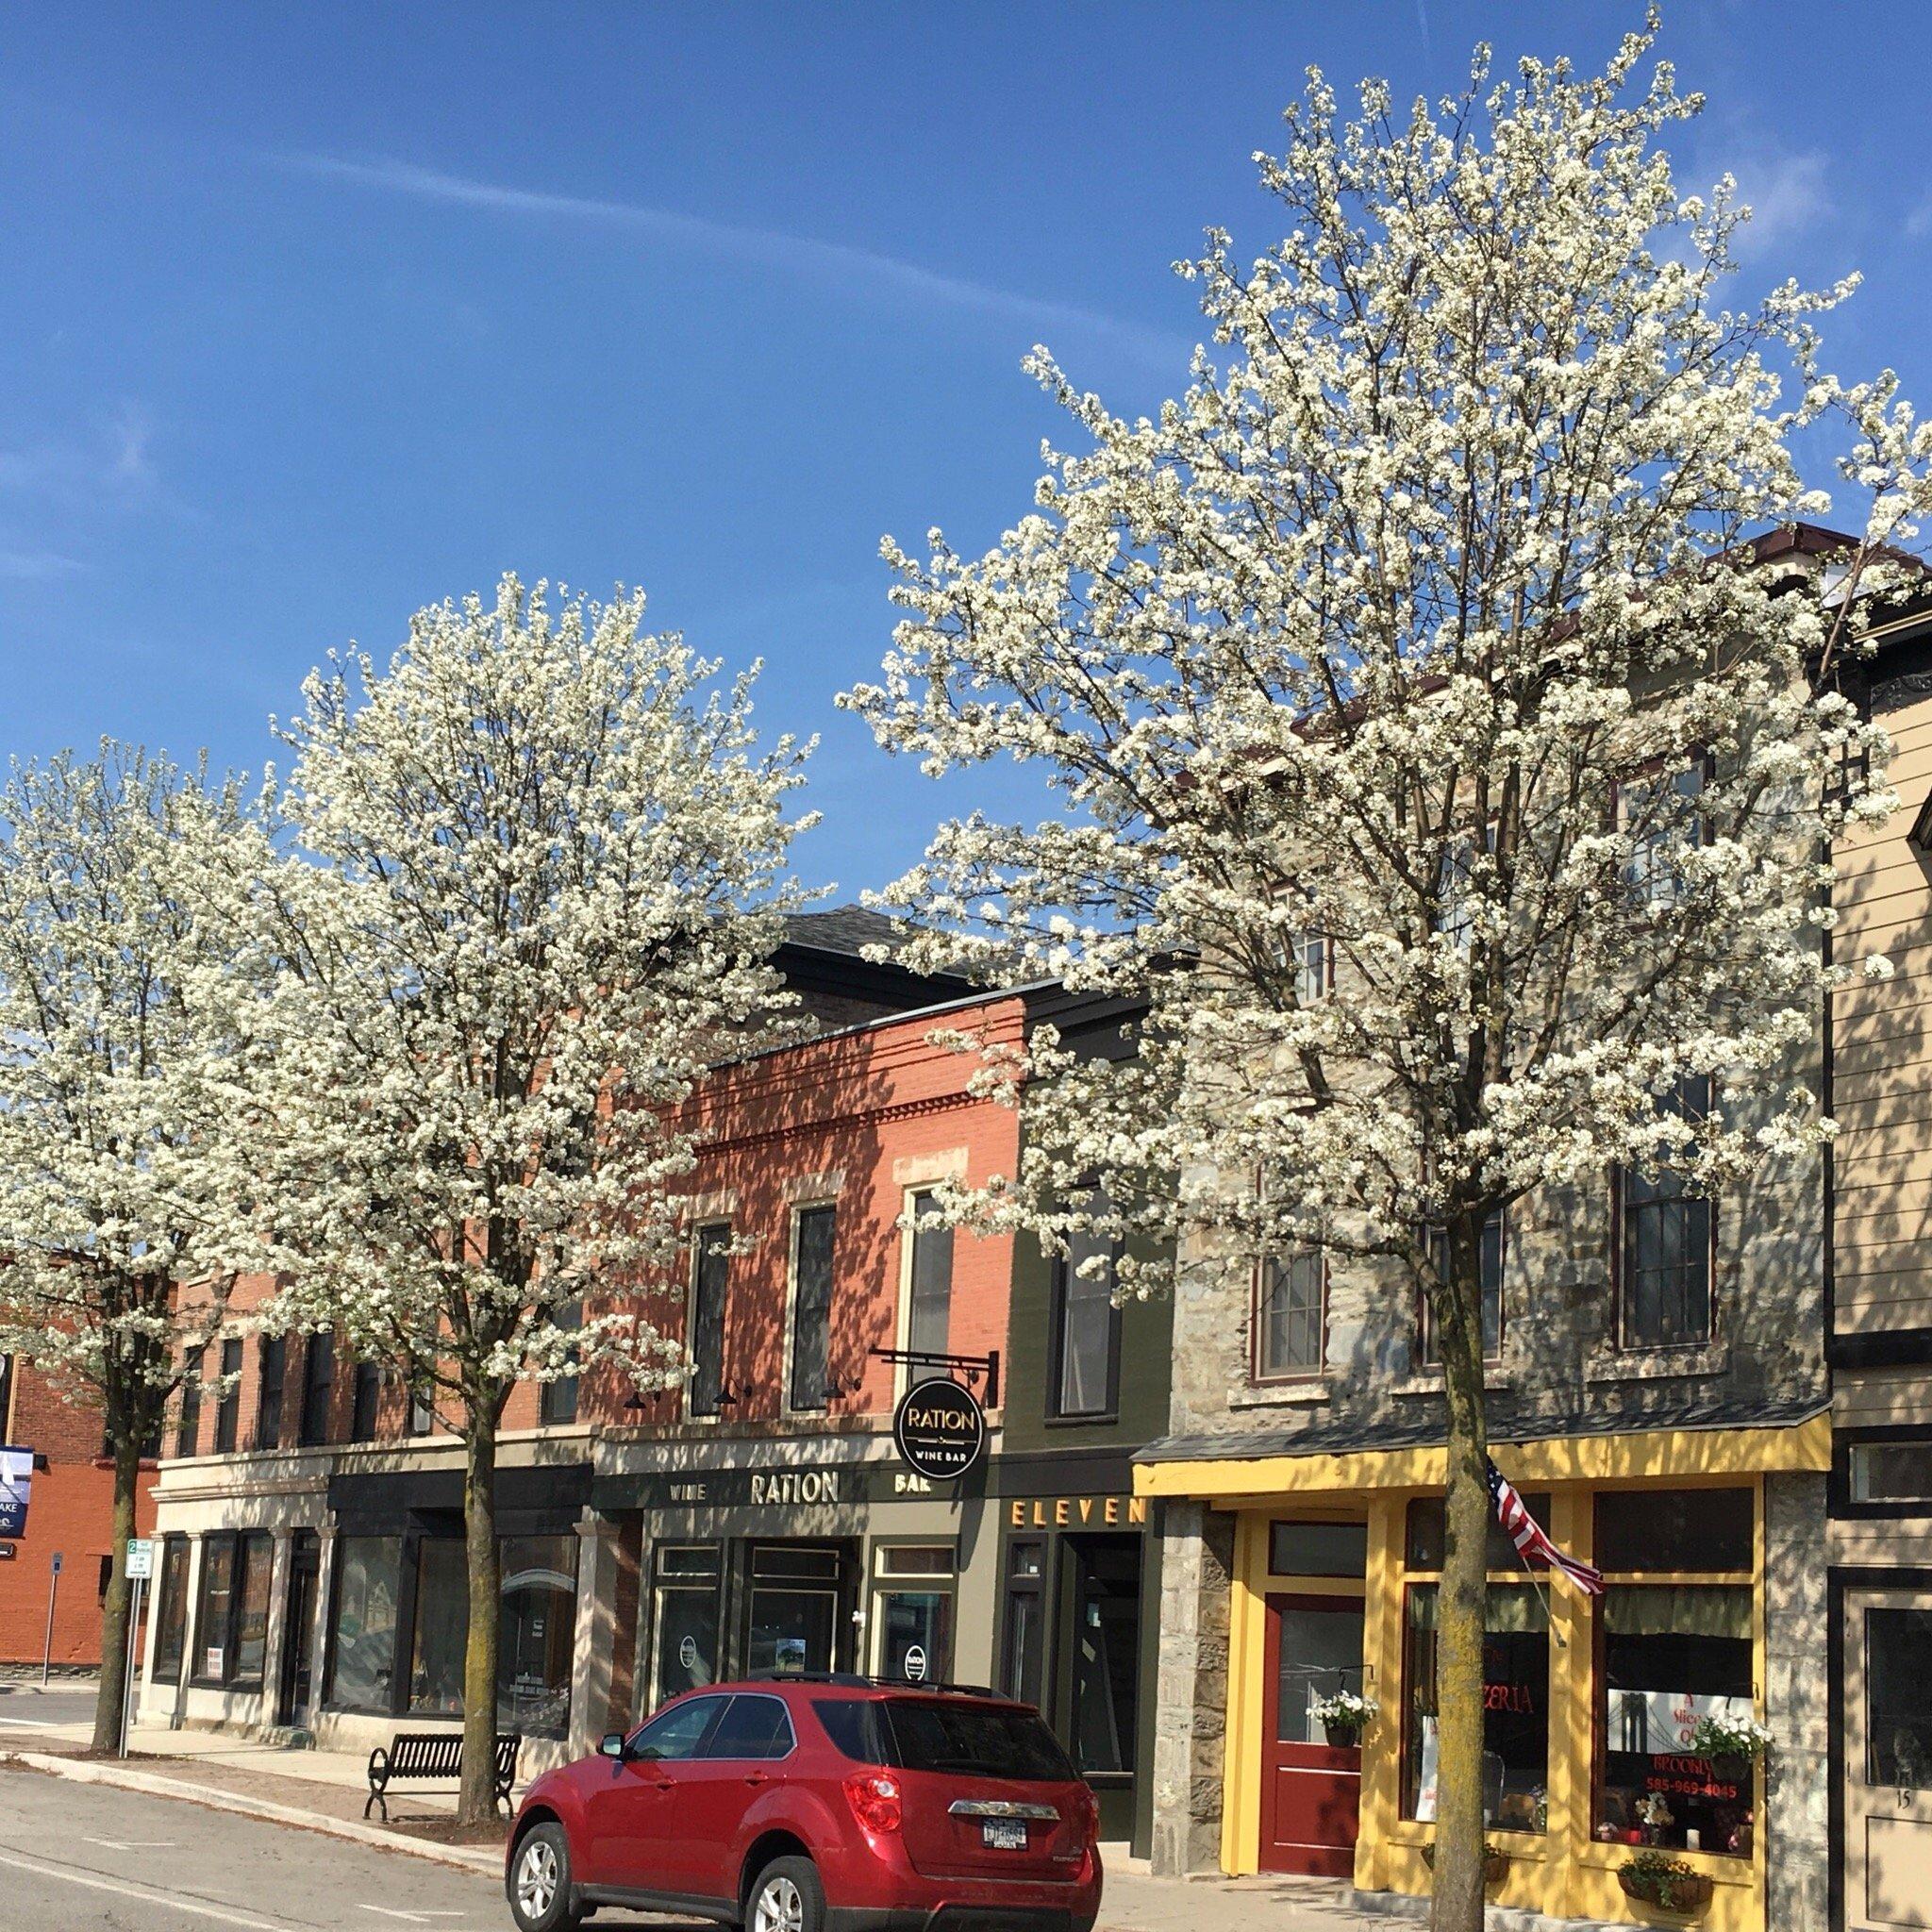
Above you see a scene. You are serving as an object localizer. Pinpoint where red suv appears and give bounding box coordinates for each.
[504,1674,1103,1932]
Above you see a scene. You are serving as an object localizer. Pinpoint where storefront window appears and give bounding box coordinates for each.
[1595,1584,1753,1856]
[1868,1608,1932,1787]
[1594,1488,1752,1573]
[233,1533,272,1682]
[1406,1492,1551,1572]
[327,1536,401,1710]
[1270,1521,1368,1576]
[192,1531,272,1688]
[651,1543,723,1710]
[747,1543,841,1677]
[1403,1584,1549,1833]
[152,1537,190,1682]
[408,1539,468,1714]
[874,1545,955,1686]
[498,1535,577,1739]
[194,1538,234,1682]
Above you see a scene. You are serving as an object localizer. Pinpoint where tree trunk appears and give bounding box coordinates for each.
[456,1404,502,1826]
[91,1425,142,1754]
[1430,1214,1491,1932]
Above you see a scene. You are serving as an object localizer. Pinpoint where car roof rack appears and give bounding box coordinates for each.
[746,1670,1008,1700]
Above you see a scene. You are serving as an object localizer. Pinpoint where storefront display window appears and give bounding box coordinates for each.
[1594,1584,1753,1856]
[1594,1487,1752,1573]
[1270,1521,1368,1577]
[152,1536,190,1682]
[1868,1608,1932,1787]
[498,1535,577,1739]
[650,1543,723,1710]
[192,1530,273,1689]
[1406,1492,1551,1572]
[1403,1584,1549,1833]
[326,1535,401,1710]
[873,1545,955,1686]
[747,1542,841,1677]
[408,1539,467,1714]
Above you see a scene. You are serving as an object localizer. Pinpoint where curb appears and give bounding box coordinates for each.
[0,1749,503,1877]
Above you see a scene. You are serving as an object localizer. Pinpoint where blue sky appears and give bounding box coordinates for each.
[2,1,1927,898]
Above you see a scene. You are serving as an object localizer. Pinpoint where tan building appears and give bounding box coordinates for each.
[1829,599,1932,1932]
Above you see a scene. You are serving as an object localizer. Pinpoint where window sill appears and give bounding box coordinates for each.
[1586,1342,1729,1383]
[1231,1380,1329,1409]
[1391,1370,1512,1396]
[1044,1411,1120,1429]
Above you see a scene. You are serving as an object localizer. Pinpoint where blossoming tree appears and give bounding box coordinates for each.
[233,576,812,1823]
[843,21,1924,1924]
[0,747,263,1751]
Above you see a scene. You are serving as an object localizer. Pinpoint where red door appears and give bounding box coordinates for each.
[1259,1594,1365,1877]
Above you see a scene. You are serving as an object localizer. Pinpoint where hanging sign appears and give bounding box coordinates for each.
[0,1447,31,1539]
[892,1377,986,1482]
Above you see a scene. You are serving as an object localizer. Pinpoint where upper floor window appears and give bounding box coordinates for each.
[0,1353,13,1438]
[689,1223,731,1419]
[407,1385,434,1437]
[905,1191,955,1361]
[1255,1249,1325,1381]
[1619,1077,1713,1348]
[213,1337,243,1454]
[175,1349,204,1458]
[1623,761,1707,908]
[541,1302,582,1427]
[1287,930,1329,1006]
[1051,1204,1120,1420]
[788,1205,837,1414]
[256,1335,286,1451]
[298,1332,334,1448]
[1421,1211,1506,1367]
[349,1359,380,1442]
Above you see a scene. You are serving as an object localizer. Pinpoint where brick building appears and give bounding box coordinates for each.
[133,916,1037,1769]
[0,1351,158,1669]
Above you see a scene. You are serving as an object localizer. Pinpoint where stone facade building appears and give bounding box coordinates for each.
[1133,528,1866,1932]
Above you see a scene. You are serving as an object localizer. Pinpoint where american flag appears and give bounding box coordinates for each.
[1487,1457,1604,1596]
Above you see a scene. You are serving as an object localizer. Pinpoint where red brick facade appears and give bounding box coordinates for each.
[0,1357,158,1666]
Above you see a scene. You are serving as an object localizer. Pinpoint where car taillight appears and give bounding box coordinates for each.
[1073,1783,1100,1840]
[843,1773,903,1835]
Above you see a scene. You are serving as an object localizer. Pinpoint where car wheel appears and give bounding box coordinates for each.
[747,1854,824,1932]
[508,1822,583,1932]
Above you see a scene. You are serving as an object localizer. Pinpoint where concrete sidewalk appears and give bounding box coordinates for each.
[0,1715,1398,1929]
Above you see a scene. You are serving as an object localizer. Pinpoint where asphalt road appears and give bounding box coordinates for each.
[0,1765,519,1932]
[0,1679,103,1734]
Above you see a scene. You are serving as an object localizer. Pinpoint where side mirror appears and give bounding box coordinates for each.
[598,1732,627,1760]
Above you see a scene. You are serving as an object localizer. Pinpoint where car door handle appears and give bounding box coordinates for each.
[743,1771,772,1787]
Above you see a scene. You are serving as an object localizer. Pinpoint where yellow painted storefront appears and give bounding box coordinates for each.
[1138,1414,1830,1931]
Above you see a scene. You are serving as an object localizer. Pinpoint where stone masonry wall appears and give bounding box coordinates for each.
[1150,1500,1238,1875]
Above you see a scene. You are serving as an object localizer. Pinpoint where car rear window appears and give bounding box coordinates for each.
[812,1696,1076,1781]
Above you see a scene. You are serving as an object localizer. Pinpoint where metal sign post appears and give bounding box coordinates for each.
[121,1539,153,1757]
[41,1551,61,1688]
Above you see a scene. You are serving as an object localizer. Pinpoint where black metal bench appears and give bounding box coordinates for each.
[363,1730,522,1820]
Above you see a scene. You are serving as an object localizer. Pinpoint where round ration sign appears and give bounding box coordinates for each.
[904,1645,927,1683]
[679,1635,698,1672]
[892,1376,987,1482]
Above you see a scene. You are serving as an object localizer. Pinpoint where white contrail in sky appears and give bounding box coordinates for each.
[277,152,1191,371]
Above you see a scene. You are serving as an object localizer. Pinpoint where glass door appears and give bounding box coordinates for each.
[1259,1593,1366,1876]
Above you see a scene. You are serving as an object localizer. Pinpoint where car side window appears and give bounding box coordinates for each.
[703,1693,795,1761]
[630,1693,725,1761]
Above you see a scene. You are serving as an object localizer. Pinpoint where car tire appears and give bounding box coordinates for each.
[508,1821,584,1932]
[746,1853,824,1932]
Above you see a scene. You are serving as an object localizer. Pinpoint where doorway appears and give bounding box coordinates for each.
[276,1532,320,1727]
[1259,1592,1366,1876]
[1061,1533,1142,1840]
[1846,1586,1932,1930]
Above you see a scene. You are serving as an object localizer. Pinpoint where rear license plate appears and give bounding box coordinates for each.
[980,1818,1029,1851]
